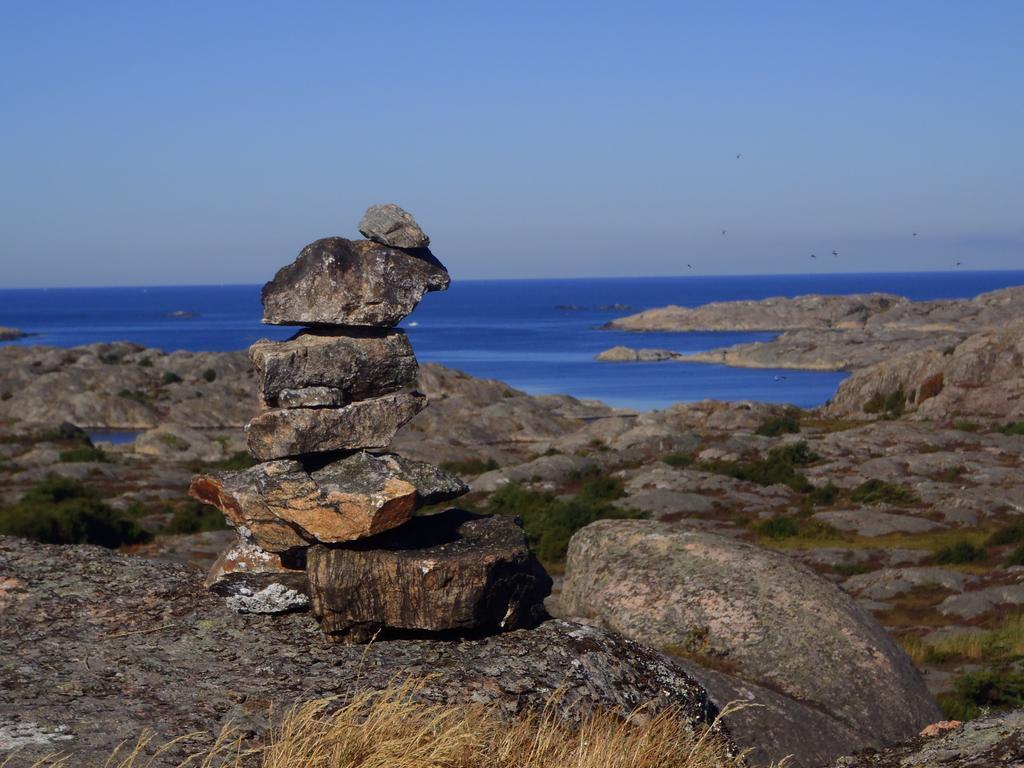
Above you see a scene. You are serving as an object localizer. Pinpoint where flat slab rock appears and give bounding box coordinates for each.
[0,536,727,767]
[190,452,467,551]
[246,391,427,461]
[261,237,449,327]
[308,509,552,642]
[250,329,417,408]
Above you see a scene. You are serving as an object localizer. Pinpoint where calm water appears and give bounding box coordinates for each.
[2,272,1022,410]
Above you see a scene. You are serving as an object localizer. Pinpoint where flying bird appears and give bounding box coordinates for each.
[721,229,727,236]
[810,254,817,259]
[687,264,694,269]
[735,153,742,159]
[832,249,839,257]
[955,261,962,267]
[912,232,918,237]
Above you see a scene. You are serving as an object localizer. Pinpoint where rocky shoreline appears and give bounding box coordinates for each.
[4,271,1024,764]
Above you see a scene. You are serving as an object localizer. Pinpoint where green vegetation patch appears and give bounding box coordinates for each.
[849,478,920,506]
[58,446,109,463]
[661,452,694,468]
[754,409,802,437]
[186,451,257,473]
[487,476,640,565]
[698,442,819,493]
[162,499,229,535]
[934,540,988,565]
[0,476,149,548]
[863,388,906,418]
[938,668,1024,720]
[999,422,1024,436]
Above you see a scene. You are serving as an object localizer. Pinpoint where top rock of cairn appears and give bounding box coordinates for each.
[190,205,551,641]
[359,203,431,249]
[262,205,448,327]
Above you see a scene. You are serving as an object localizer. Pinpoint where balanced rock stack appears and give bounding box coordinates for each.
[190,204,551,642]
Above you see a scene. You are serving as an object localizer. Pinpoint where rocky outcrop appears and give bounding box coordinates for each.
[0,536,728,767]
[827,320,1024,420]
[0,327,28,341]
[261,237,449,327]
[595,346,683,362]
[832,709,1024,767]
[561,519,942,764]
[358,203,430,249]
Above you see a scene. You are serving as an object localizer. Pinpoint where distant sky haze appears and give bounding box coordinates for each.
[1,1,1021,287]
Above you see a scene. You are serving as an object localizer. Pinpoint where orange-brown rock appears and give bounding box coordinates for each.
[190,453,468,550]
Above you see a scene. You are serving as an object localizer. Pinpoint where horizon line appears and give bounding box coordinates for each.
[4,267,1024,292]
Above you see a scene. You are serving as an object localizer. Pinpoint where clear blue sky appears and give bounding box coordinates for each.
[1,1,1021,287]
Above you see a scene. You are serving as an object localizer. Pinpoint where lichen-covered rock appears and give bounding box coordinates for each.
[245,392,427,460]
[308,510,552,642]
[561,520,941,755]
[204,537,308,614]
[190,453,467,549]
[358,203,430,249]
[250,329,417,408]
[832,709,1024,767]
[261,237,449,327]
[0,536,728,767]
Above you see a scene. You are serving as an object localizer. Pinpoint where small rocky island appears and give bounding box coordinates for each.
[0,327,30,341]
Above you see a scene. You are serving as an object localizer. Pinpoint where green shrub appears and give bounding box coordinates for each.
[0,476,149,547]
[1007,547,1024,567]
[662,452,694,468]
[988,522,1024,547]
[773,441,819,466]
[755,412,801,437]
[161,371,183,385]
[202,368,217,382]
[163,500,229,535]
[954,421,981,433]
[439,458,500,476]
[757,517,798,539]
[58,446,109,463]
[935,540,987,565]
[849,479,919,506]
[863,389,906,417]
[117,389,152,405]
[158,433,191,451]
[137,357,154,368]
[487,480,642,565]
[699,445,814,493]
[807,481,840,507]
[999,422,1024,436]
[938,668,1024,720]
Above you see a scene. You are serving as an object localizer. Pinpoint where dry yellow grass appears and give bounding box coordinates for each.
[13,680,764,768]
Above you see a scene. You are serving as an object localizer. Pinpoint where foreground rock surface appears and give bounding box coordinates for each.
[561,520,942,760]
[832,709,1024,767]
[261,237,450,327]
[308,510,552,641]
[250,329,417,408]
[245,392,428,460]
[0,536,725,766]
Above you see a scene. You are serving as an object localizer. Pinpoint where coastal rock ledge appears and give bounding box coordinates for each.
[0,536,726,766]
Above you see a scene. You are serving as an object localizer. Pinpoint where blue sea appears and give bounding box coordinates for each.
[2,272,1022,411]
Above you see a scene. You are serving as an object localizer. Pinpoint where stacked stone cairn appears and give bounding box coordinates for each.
[190,204,551,642]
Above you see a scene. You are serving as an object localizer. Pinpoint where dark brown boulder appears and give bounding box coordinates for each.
[307,510,552,642]
[358,203,430,249]
[245,392,427,461]
[250,329,417,408]
[261,237,449,327]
